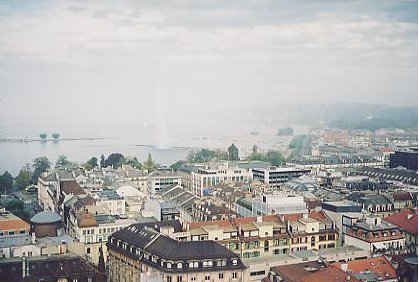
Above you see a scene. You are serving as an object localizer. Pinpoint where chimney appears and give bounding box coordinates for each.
[31,233,36,244]
[303,213,309,220]
[256,216,262,223]
[340,262,348,272]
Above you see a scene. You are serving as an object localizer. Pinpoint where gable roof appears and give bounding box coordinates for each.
[384,208,418,236]
[60,180,85,195]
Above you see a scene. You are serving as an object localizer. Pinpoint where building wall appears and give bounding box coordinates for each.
[108,248,245,282]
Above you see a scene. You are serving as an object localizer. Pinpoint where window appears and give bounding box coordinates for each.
[217,260,227,267]
[205,274,210,281]
[177,262,182,269]
[167,277,172,282]
[219,273,224,279]
[203,261,213,267]
[232,259,237,266]
[9,231,15,235]
[232,272,238,279]
[177,276,183,282]
[189,261,198,268]
[167,262,172,268]
[190,276,196,281]
[19,230,25,234]
[86,248,91,254]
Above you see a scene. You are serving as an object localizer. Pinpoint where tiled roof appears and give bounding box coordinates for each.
[233,214,280,225]
[283,211,326,222]
[301,265,361,282]
[333,256,397,280]
[77,212,98,228]
[188,219,234,230]
[384,208,418,236]
[60,180,85,195]
[271,261,325,282]
[0,212,30,232]
[391,192,413,201]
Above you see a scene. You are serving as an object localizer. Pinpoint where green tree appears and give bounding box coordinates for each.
[15,169,31,190]
[187,149,216,163]
[105,153,125,168]
[0,171,14,194]
[277,127,294,136]
[100,154,105,168]
[252,145,258,156]
[228,143,239,161]
[125,156,142,170]
[214,149,228,160]
[31,156,51,183]
[266,150,285,166]
[84,157,98,170]
[55,155,72,169]
[2,199,30,221]
[170,160,186,171]
[143,153,156,172]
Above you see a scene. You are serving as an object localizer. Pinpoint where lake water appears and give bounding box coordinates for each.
[0,138,192,176]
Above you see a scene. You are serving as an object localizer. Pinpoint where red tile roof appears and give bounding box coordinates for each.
[301,265,361,282]
[333,256,396,280]
[391,192,413,201]
[60,180,85,195]
[188,219,233,230]
[282,211,326,222]
[384,208,418,236]
[233,214,280,225]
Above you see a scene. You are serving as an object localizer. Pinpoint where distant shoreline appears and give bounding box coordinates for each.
[0,137,105,143]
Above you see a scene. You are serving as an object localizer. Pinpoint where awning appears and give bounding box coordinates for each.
[374,242,386,250]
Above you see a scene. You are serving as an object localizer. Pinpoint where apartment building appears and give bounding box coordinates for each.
[344,214,405,254]
[180,162,252,197]
[107,223,246,282]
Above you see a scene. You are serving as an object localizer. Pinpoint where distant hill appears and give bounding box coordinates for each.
[211,103,418,131]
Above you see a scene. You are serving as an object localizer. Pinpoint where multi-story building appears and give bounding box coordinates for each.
[389,148,418,171]
[252,166,311,187]
[284,212,338,252]
[236,192,308,217]
[37,172,58,211]
[0,253,105,282]
[384,208,418,254]
[72,211,136,264]
[91,190,125,215]
[175,212,338,260]
[148,170,182,194]
[0,208,30,237]
[180,162,252,197]
[107,223,247,282]
[344,214,405,254]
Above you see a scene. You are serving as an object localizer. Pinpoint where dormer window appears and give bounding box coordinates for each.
[167,262,172,268]
[177,262,182,269]
[203,261,213,267]
[232,259,238,266]
[189,261,199,268]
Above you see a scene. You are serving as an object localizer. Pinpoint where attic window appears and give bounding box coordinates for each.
[232,259,238,266]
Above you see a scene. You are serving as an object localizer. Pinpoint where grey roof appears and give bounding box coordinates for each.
[108,222,246,272]
[31,211,61,224]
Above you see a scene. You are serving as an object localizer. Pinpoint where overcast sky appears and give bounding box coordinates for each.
[0,1,417,129]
